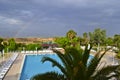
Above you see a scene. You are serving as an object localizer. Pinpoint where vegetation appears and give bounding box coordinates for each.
[0,38,42,53]
[26,43,41,51]
[0,28,120,58]
[0,28,120,79]
[54,37,69,48]
[66,29,77,40]
[89,28,106,45]
[0,28,119,53]
[55,28,107,49]
[80,32,89,45]
[105,37,114,46]
[31,72,65,80]
[7,38,17,51]
[55,29,120,58]
[30,28,120,80]
[0,37,4,53]
[31,45,120,80]
[55,30,80,49]
[89,28,106,52]
[114,35,120,58]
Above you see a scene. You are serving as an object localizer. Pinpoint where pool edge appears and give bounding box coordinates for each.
[18,54,26,80]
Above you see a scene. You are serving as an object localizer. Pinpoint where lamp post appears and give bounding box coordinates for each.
[36,47,38,52]
[23,47,25,53]
[2,50,4,65]
[2,49,4,57]
[7,48,9,53]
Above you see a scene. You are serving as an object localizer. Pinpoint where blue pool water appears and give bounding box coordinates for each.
[20,54,62,80]
[20,54,93,80]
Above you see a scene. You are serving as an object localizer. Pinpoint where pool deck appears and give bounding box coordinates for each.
[2,51,119,80]
[3,53,24,80]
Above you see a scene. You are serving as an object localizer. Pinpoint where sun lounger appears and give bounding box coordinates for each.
[0,70,6,79]
[0,73,4,79]
[3,67,9,70]
[0,53,18,79]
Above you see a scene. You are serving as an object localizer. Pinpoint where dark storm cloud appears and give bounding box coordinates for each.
[0,0,120,37]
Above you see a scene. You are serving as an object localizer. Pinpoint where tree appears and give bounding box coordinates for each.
[89,28,106,51]
[54,37,70,48]
[3,41,9,53]
[114,34,120,58]
[66,30,77,40]
[55,30,80,49]
[70,37,80,49]
[113,34,120,48]
[66,30,80,48]
[16,43,26,51]
[31,45,120,80]
[7,38,17,51]
[105,37,114,46]
[81,32,89,45]
[83,32,88,40]
[26,43,41,51]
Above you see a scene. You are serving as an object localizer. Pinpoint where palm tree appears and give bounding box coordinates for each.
[31,44,120,80]
[82,32,89,44]
[66,30,80,47]
[66,30,77,40]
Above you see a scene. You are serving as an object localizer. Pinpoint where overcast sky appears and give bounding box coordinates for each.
[0,0,120,38]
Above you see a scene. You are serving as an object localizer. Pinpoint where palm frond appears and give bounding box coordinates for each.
[65,47,82,65]
[86,49,109,79]
[41,56,67,76]
[93,65,120,79]
[52,49,73,78]
[37,44,118,80]
[53,49,72,69]
[82,44,92,67]
[86,55,99,79]
[74,61,86,80]
[30,72,66,80]
[86,48,117,79]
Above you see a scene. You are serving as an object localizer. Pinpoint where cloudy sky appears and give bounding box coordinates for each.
[0,0,120,37]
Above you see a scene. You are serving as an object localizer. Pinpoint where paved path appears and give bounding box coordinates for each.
[3,54,24,80]
[0,54,12,65]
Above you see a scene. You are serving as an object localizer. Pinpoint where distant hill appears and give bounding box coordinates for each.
[4,38,54,44]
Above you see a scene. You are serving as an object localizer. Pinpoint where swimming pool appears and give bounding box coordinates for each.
[20,54,62,80]
[20,54,93,80]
